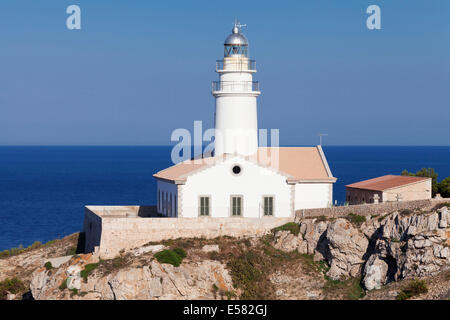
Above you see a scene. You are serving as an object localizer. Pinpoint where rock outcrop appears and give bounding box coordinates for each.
[30,253,233,300]
[362,207,449,289]
[273,207,449,290]
[325,219,369,279]
[5,205,449,300]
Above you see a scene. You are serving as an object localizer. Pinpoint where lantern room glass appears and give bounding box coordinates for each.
[224,44,248,57]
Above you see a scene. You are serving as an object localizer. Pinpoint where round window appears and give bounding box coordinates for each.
[232,165,241,175]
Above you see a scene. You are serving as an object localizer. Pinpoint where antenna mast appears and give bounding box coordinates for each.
[318,133,328,146]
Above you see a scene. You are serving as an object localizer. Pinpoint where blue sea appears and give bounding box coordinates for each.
[0,146,449,251]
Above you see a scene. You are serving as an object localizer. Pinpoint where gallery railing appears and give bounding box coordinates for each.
[211,81,260,93]
[215,59,256,72]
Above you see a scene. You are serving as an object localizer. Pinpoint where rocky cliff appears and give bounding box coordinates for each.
[273,205,449,293]
[1,204,449,300]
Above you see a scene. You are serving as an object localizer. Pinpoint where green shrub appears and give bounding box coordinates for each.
[44,261,53,270]
[227,251,263,299]
[438,178,450,198]
[44,240,57,246]
[396,279,428,300]
[65,247,77,256]
[59,278,68,290]
[70,288,78,296]
[80,263,99,282]
[173,247,187,259]
[29,241,42,250]
[0,240,46,260]
[0,250,10,259]
[346,213,366,226]
[154,248,186,267]
[271,222,300,236]
[400,209,412,216]
[0,278,26,300]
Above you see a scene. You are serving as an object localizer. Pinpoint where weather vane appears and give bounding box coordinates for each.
[233,18,247,31]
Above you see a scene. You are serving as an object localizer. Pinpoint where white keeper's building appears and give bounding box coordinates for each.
[154,23,337,218]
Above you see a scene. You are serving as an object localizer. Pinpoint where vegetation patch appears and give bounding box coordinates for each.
[44,261,53,270]
[96,255,131,276]
[225,235,311,299]
[80,263,99,282]
[59,278,68,290]
[322,276,365,300]
[0,277,26,300]
[298,254,329,275]
[154,248,186,267]
[399,209,413,216]
[228,250,265,299]
[271,222,300,236]
[396,278,428,300]
[377,213,391,222]
[0,242,40,259]
[345,213,366,226]
[433,202,450,211]
[69,288,79,297]
[65,247,77,256]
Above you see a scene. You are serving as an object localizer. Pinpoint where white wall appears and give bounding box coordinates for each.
[214,63,259,156]
[215,96,258,156]
[295,183,332,209]
[180,157,292,218]
[156,180,178,217]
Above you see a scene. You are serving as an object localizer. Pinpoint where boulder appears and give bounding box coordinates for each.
[201,245,220,253]
[325,219,369,280]
[363,255,388,291]
[273,230,302,252]
[132,245,166,256]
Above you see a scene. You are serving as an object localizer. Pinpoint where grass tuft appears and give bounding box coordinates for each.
[0,277,26,300]
[271,222,300,236]
[396,278,428,300]
[80,263,99,282]
[345,213,366,226]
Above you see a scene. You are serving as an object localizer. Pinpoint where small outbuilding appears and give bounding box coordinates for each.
[345,175,432,205]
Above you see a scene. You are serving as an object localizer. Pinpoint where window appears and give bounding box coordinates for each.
[199,196,210,216]
[232,165,241,175]
[164,192,168,215]
[263,196,274,216]
[231,196,242,216]
[169,193,172,217]
[174,196,177,217]
[158,190,161,211]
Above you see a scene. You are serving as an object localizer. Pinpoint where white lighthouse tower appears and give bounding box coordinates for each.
[212,21,261,156]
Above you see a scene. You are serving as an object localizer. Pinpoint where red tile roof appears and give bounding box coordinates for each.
[346,175,430,192]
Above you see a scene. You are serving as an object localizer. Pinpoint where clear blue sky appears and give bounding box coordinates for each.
[0,0,449,146]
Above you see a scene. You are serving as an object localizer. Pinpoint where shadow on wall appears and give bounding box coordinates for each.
[138,206,166,217]
[76,232,85,254]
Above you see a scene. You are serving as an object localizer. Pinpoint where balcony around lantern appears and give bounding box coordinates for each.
[216,59,256,73]
[211,81,260,95]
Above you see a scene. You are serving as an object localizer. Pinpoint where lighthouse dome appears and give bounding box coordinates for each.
[224,25,248,57]
[224,26,248,46]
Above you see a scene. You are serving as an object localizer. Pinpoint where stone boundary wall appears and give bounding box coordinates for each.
[295,198,450,220]
[83,207,292,258]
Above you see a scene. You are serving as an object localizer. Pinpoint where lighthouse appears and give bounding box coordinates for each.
[212,21,260,156]
[152,22,337,221]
